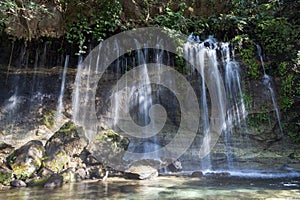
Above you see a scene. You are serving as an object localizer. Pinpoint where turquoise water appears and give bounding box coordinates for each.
[0,176,299,199]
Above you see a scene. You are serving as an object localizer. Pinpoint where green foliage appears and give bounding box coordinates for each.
[280,74,295,111]
[242,92,253,111]
[254,17,297,60]
[65,0,124,55]
[66,13,92,55]
[232,36,260,79]
[247,112,271,127]
[154,2,190,34]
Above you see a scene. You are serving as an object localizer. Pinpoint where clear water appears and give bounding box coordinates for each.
[1,176,299,199]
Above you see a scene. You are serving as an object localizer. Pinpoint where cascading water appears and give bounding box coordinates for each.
[256,45,283,136]
[56,55,69,121]
[112,40,161,161]
[69,29,294,176]
[183,35,250,171]
[221,43,249,170]
[183,36,212,171]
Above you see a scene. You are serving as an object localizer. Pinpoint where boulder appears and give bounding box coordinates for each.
[10,179,27,187]
[44,121,87,173]
[44,174,63,188]
[7,140,45,180]
[124,160,159,180]
[167,159,183,172]
[86,129,129,170]
[191,171,204,178]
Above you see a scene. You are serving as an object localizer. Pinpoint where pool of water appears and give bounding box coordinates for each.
[1,175,299,199]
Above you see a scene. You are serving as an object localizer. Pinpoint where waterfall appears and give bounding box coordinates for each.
[72,56,83,124]
[256,45,283,136]
[183,37,212,171]
[113,41,161,161]
[221,43,249,170]
[56,55,69,121]
[182,35,251,171]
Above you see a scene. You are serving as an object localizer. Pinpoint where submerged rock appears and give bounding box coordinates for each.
[7,140,45,180]
[44,121,87,173]
[86,129,129,170]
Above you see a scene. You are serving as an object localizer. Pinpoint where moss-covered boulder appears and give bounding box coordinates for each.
[7,140,45,180]
[86,129,129,170]
[43,121,87,173]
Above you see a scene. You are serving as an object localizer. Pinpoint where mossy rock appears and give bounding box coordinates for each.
[43,110,57,129]
[86,129,129,170]
[92,129,129,151]
[0,169,13,185]
[45,121,87,157]
[43,150,70,173]
[27,176,50,187]
[7,140,45,180]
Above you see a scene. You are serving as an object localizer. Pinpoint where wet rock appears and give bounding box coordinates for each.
[86,129,129,170]
[0,168,13,185]
[191,171,204,178]
[125,160,159,180]
[7,140,45,180]
[44,121,87,173]
[44,174,63,188]
[10,179,27,187]
[167,160,183,172]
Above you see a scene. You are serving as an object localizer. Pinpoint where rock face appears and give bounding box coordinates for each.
[7,140,45,180]
[86,129,129,170]
[4,2,64,39]
[44,121,87,173]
